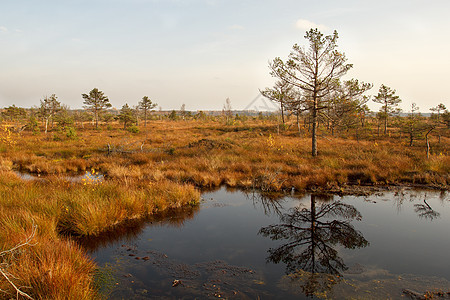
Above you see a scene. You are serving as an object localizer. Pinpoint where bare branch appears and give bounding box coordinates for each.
[0,223,37,300]
[0,268,34,300]
[0,224,37,258]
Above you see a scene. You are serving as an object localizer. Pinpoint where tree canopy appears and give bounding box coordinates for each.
[39,94,61,134]
[373,84,401,135]
[118,103,136,129]
[268,28,353,156]
[82,88,111,129]
[138,96,157,127]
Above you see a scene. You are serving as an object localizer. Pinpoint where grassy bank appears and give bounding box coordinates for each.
[0,119,448,298]
[0,170,199,299]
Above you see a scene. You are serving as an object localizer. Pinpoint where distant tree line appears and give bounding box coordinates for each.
[0,88,161,133]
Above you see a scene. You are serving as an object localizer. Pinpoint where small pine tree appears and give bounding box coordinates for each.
[373,84,401,135]
[82,88,111,129]
[138,96,157,127]
[168,110,177,121]
[118,104,136,129]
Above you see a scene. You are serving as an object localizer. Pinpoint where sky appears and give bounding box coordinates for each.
[0,0,449,112]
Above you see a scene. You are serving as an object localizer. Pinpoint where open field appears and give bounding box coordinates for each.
[2,119,449,191]
[0,118,448,298]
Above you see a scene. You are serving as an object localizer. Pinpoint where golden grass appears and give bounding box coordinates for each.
[0,118,448,298]
[0,170,200,299]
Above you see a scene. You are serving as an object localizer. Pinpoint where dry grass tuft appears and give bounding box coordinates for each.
[0,169,199,299]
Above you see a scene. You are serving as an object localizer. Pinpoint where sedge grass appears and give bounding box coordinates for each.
[0,170,200,299]
[0,118,448,298]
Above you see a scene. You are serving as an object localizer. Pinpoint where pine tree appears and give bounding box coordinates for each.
[138,96,157,127]
[118,103,136,129]
[373,84,401,135]
[269,29,352,156]
[82,88,111,129]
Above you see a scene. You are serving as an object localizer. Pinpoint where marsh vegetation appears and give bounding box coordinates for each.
[0,114,448,298]
[0,28,448,299]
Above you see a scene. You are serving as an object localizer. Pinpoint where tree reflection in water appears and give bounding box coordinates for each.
[414,199,441,220]
[247,191,288,217]
[394,190,442,221]
[259,194,369,297]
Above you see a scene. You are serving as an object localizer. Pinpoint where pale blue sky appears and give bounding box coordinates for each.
[1,0,449,112]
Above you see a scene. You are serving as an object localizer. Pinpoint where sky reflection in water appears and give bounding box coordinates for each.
[84,188,450,299]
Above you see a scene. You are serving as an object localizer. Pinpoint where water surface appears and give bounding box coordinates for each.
[84,188,450,299]
[14,170,104,182]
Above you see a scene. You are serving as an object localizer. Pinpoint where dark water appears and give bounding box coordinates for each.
[83,188,450,299]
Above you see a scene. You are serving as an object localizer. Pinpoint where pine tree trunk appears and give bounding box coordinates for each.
[384,105,388,135]
[425,127,435,158]
[312,99,318,157]
[144,109,147,127]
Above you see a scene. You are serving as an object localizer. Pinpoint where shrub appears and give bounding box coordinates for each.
[26,116,40,135]
[66,126,77,139]
[127,125,140,133]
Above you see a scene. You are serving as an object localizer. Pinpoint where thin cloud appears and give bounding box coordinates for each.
[0,26,8,33]
[295,19,328,31]
[229,24,244,30]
